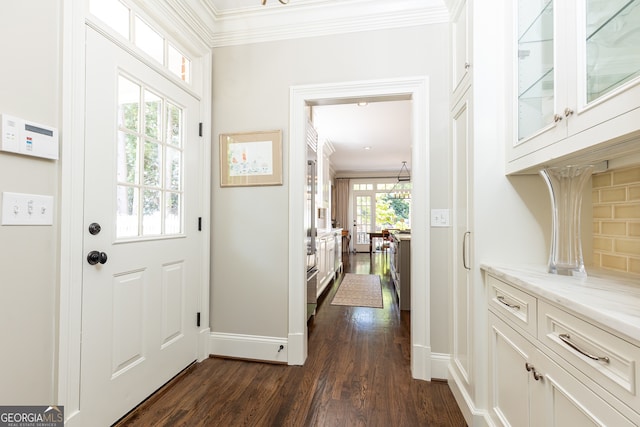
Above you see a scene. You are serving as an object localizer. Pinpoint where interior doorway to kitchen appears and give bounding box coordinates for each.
[288,77,432,381]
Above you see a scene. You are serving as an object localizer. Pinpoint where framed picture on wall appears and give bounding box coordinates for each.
[219,130,283,187]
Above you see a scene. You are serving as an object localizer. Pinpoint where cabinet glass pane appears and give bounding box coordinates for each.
[518,0,555,141]
[586,0,640,103]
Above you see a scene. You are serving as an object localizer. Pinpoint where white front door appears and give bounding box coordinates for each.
[81,28,202,425]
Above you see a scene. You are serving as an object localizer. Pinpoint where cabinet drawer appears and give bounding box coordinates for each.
[487,275,537,337]
[539,301,640,410]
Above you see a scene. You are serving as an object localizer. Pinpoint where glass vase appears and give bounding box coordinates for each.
[540,165,594,277]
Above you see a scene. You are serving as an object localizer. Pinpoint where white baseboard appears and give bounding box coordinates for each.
[198,327,211,361]
[448,364,491,427]
[412,343,431,380]
[209,332,288,363]
[430,352,450,380]
[287,331,306,366]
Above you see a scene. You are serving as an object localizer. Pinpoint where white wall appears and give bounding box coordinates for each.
[0,0,60,404]
[211,24,452,353]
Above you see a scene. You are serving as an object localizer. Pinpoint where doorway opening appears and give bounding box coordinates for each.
[288,77,432,381]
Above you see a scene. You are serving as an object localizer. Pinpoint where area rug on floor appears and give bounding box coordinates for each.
[331,273,383,308]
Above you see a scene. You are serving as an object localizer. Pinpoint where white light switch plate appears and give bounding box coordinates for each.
[2,192,54,225]
[430,209,450,227]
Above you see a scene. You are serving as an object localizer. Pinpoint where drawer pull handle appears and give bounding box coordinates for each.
[497,295,520,310]
[558,334,610,363]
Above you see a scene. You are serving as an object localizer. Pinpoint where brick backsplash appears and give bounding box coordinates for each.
[592,165,640,276]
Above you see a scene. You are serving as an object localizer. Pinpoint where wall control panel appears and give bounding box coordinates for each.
[1,192,54,226]
[0,113,59,160]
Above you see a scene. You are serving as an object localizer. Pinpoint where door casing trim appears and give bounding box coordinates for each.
[288,77,432,380]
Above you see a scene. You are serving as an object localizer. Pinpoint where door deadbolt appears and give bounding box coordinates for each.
[88,223,101,235]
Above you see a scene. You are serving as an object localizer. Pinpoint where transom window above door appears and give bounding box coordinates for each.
[116,75,184,238]
[89,0,192,83]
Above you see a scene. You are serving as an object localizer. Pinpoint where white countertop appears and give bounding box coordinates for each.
[481,263,640,345]
[390,230,411,241]
[317,228,342,237]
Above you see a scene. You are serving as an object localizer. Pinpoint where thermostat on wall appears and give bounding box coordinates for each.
[0,113,59,160]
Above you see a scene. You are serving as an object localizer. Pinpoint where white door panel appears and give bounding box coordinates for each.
[81,27,201,425]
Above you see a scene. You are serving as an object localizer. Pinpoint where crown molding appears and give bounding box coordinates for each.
[130,0,449,49]
[201,0,449,47]
[131,0,214,54]
[323,139,336,156]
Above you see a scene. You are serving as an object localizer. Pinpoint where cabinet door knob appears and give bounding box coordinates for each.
[553,114,563,123]
[464,62,471,70]
[564,107,574,117]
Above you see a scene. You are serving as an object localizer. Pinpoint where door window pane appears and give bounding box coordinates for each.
[165,192,181,234]
[144,90,162,139]
[116,74,184,238]
[166,147,181,191]
[143,141,162,187]
[117,132,139,184]
[118,76,140,132]
[166,103,182,146]
[116,186,139,238]
[142,189,161,235]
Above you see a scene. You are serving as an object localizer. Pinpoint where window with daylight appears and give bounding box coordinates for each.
[89,0,192,83]
[352,180,412,242]
[116,75,183,238]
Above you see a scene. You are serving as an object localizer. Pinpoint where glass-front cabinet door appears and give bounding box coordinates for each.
[569,0,640,136]
[585,0,640,104]
[508,0,640,173]
[517,0,557,142]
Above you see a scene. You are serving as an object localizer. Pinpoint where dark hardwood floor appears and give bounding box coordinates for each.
[116,252,466,427]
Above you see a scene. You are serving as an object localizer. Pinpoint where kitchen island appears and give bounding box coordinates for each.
[390,230,411,311]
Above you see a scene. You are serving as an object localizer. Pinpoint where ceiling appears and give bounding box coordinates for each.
[312,100,412,174]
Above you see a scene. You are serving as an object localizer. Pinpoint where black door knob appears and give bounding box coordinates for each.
[87,251,108,265]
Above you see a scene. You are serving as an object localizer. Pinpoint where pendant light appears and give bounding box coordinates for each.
[388,161,411,199]
[396,161,411,182]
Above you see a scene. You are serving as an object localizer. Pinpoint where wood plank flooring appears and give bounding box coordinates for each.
[115,252,466,427]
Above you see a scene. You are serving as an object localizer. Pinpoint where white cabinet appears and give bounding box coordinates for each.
[448,1,477,420]
[488,312,538,427]
[451,0,471,103]
[487,274,640,426]
[317,236,327,295]
[507,0,640,174]
[316,230,340,298]
[489,313,636,427]
[450,86,474,403]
